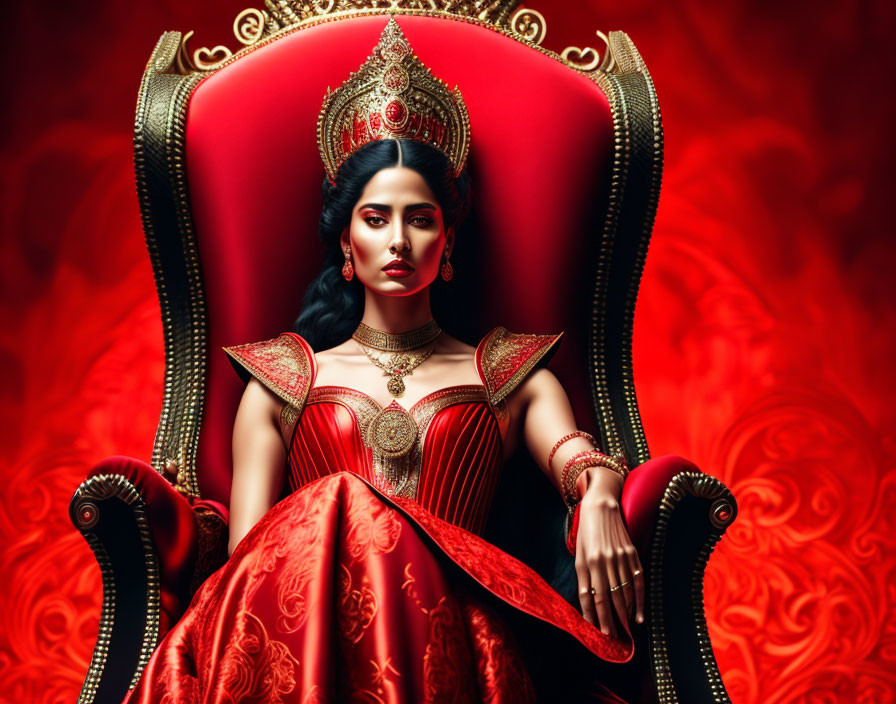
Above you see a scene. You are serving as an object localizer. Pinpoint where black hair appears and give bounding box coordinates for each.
[292,139,476,350]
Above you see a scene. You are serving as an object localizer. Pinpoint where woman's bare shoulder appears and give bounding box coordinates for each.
[314,338,358,359]
[238,377,282,421]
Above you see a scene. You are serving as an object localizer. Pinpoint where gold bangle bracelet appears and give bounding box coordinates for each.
[560,450,629,508]
[547,431,597,470]
[561,451,606,506]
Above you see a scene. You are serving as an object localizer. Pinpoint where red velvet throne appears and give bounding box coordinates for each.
[69,3,737,702]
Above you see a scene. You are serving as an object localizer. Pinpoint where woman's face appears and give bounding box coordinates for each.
[342,166,452,296]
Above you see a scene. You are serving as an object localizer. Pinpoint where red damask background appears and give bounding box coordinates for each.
[1,1,893,702]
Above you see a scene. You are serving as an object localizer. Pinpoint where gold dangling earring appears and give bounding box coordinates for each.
[342,248,354,281]
[440,256,453,282]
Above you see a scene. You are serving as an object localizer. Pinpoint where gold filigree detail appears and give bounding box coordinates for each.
[317,17,471,183]
[224,333,313,409]
[223,334,316,449]
[234,7,269,45]
[508,7,545,44]
[306,385,488,499]
[560,30,614,73]
[280,403,300,438]
[369,403,418,457]
[353,319,441,351]
[178,8,272,69]
[361,344,436,398]
[179,29,233,70]
[171,1,622,76]
[396,386,488,498]
[307,386,381,437]
[586,31,661,464]
[410,386,486,432]
[478,327,562,405]
[267,0,520,29]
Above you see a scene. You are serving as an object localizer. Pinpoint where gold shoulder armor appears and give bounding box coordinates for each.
[475,326,563,405]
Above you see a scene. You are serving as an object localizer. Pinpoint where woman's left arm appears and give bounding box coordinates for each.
[513,368,645,637]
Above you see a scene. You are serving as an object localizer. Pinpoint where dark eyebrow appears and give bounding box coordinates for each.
[358,202,437,212]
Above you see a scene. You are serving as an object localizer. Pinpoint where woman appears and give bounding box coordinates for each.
[130,19,645,703]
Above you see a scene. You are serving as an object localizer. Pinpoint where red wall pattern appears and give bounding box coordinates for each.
[1,1,893,702]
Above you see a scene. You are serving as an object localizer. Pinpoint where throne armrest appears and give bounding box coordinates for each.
[621,456,736,704]
[562,456,735,703]
[70,457,229,704]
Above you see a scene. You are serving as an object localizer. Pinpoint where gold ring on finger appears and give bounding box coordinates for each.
[610,580,632,592]
[633,569,643,576]
[589,587,597,595]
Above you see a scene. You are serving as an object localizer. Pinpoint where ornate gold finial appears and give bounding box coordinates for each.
[316,16,471,184]
[173,2,617,78]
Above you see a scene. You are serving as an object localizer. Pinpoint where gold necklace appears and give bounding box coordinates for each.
[352,320,441,351]
[361,346,435,397]
[352,321,441,397]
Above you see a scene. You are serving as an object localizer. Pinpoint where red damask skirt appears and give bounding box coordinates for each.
[127,472,632,703]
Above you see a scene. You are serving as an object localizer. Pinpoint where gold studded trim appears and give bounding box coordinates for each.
[475,327,563,405]
[648,471,737,703]
[69,474,161,701]
[586,32,663,466]
[136,33,208,497]
[223,332,316,410]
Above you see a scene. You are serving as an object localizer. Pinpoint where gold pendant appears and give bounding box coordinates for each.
[368,404,417,457]
[387,376,405,397]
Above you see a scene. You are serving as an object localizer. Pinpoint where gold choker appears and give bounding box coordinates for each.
[352,320,442,352]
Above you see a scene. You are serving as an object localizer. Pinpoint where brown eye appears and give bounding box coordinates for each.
[365,216,387,226]
[409,215,433,227]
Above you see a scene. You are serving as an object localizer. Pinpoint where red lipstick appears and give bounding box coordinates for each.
[382,259,414,278]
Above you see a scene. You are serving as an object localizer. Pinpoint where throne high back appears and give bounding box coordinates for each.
[137,5,659,504]
[69,4,738,704]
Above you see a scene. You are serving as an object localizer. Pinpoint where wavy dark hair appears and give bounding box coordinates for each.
[292,139,477,351]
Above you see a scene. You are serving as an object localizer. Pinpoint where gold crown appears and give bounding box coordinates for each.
[317,16,471,184]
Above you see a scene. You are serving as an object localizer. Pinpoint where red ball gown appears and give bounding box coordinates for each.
[127,327,635,703]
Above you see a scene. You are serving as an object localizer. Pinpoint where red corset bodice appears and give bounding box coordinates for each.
[289,385,504,535]
[224,326,563,535]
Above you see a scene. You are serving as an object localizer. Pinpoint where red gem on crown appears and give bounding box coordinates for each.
[385,100,406,125]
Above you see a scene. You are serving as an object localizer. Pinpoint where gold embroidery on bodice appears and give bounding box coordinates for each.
[303,385,491,499]
[226,328,558,504]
